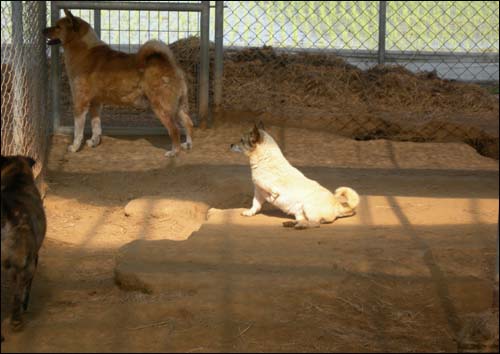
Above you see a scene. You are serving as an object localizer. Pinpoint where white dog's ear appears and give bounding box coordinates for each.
[257,120,265,130]
[251,124,261,145]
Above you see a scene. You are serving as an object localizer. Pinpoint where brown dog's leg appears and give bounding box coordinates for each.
[179,109,193,150]
[86,102,102,148]
[68,102,89,153]
[142,63,182,157]
[151,105,181,157]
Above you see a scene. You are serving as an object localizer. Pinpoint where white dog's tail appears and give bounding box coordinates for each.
[335,187,360,210]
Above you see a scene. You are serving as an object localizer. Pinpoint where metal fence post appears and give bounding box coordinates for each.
[12,1,25,154]
[50,3,61,134]
[199,0,210,128]
[94,8,101,38]
[38,1,48,128]
[378,1,387,65]
[214,1,224,111]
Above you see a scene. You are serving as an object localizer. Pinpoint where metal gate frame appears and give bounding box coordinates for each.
[49,0,210,135]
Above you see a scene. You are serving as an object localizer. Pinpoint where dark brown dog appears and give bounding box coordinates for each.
[43,9,193,157]
[1,155,46,340]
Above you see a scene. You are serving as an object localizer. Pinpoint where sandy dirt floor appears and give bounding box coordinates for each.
[1,118,499,352]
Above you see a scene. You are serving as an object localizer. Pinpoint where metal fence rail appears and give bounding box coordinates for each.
[1,1,49,181]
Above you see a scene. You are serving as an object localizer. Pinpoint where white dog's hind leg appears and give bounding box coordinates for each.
[282,206,305,227]
[68,107,88,153]
[86,103,102,148]
[282,206,320,229]
[242,187,266,217]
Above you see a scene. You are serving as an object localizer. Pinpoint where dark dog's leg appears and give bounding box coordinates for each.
[22,256,37,311]
[10,270,24,330]
[11,261,36,330]
[86,102,102,148]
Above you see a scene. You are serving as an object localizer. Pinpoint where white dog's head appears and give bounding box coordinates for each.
[230,121,265,156]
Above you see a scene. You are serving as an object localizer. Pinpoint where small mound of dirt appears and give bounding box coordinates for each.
[124,197,209,241]
[124,196,208,221]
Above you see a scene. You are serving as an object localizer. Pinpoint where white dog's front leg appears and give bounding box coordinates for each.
[255,181,279,203]
[68,109,88,153]
[242,187,266,217]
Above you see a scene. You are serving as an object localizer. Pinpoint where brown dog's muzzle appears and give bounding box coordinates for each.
[42,27,61,45]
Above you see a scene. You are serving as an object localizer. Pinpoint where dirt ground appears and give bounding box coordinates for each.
[1,117,499,352]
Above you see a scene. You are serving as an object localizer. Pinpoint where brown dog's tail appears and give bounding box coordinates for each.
[137,40,177,68]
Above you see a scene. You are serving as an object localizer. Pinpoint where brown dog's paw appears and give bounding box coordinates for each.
[86,136,101,148]
[67,144,80,153]
[10,318,23,332]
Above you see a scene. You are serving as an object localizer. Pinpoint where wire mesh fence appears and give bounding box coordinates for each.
[1,1,498,169]
[385,1,499,82]
[1,1,49,180]
[222,1,499,81]
[218,1,498,158]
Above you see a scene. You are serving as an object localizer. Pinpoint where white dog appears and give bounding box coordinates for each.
[230,122,359,229]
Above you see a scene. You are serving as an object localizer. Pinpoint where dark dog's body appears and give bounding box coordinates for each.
[1,156,46,340]
[43,10,193,157]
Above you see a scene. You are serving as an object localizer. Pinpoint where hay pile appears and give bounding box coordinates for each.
[220,45,496,115]
[167,37,496,129]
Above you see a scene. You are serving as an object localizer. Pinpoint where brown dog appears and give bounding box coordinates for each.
[1,156,46,341]
[43,9,193,157]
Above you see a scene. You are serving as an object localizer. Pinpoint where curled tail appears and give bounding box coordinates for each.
[335,187,360,212]
[137,40,177,68]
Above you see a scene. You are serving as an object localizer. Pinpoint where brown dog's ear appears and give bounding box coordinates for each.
[250,124,261,145]
[64,9,79,31]
[257,120,265,130]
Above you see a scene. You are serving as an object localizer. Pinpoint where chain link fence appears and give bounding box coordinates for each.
[1,1,50,180]
[222,1,499,81]
[385,1,499,82]
[217,1,498,159]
